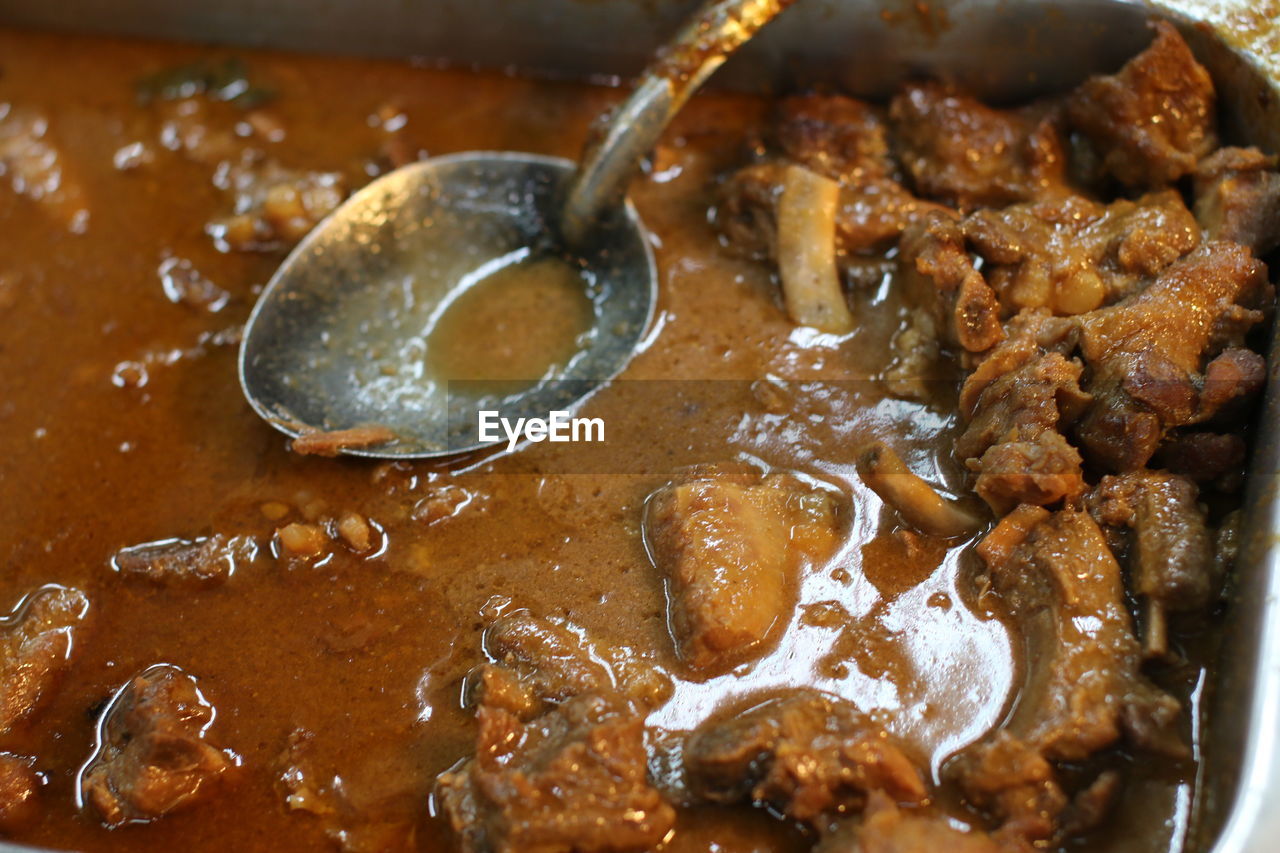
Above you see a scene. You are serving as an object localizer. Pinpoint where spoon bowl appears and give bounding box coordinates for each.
[239,0,795,458]
[238,153,655,457]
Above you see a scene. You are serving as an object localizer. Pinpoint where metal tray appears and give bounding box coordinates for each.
[0,1,1276,851]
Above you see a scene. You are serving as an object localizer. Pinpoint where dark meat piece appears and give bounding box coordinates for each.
[970,433,1087,517]
[109,534,257,585]
[1154,431,1247,490]
[898,212,1004,353]
[1194,146,1280,255]
[964,190,1200,314]
[644,463,840,676]
[816,791,1005,853]
[1066,21,1217,188]
[957,510,1184,841]
[1074,242,1270,471]
[1,584,91,732]
[716,162,952,262]
[470,612,672,719]
[958,308,1079,416]
[278,730,420,853]
[684,689,925,826]
[889,81,1067,209]
[1199,347,1267,421]
[1088,471,1215,657]
[0,752,43,835]
[436,694,675,853]
[952,731,1066,844]
[776,94,898,184]
[956,350,1090,514]
[81,664,239,828]
[880,308,951,403]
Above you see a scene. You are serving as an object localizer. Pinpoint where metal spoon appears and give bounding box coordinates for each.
[239,0,795,458]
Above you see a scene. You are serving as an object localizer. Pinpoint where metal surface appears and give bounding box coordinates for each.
[242,0,792,458]
[562,0,796,244]
[2,0,1279,851]
[239,153,655,457]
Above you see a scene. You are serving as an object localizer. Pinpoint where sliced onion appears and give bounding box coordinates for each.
[775,164,854,334]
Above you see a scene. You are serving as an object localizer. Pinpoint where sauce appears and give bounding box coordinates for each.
[424,253,594,391]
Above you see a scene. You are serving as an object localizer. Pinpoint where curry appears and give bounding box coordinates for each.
[0,19,1275,853]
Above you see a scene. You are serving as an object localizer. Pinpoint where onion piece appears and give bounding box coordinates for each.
[775,163,854,333]
[856,441,983,538]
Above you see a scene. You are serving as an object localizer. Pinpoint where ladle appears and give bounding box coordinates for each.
[239,0,795,458]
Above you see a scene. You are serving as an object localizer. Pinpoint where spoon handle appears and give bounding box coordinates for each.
[561,0,796,246]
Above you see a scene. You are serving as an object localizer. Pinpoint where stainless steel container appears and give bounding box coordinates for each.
[0,1,1275,850]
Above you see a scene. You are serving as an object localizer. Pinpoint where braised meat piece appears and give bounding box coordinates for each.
[952,731,1066,844]
[955,509,1183,841]
[817,791,1005,853]
[0,752,43,835]
[109,534,257,585]
[81,665,240,828]
[1074,242,1269,471]
[1,584,91,733]
[963,190,1200,314]
[717,161,952,262]
[644,463,840,676]
[470,612,672,719]
[776,94,898,184]
[955,351,1090,514]
[898,212,1004,353]
[889,81,1067,209]
[1194,146,1280,255]
[1153,431,1247,490]
[436,695,675,853]
[1088,471,1215,657]
[684,689,925,826]
[1065,22,1217,188]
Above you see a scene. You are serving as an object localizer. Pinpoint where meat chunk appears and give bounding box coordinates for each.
[889,81,1067,209]
[775,94,898,184]
[1194,146,1280,255]
[684,689,925,826]
[817,791,1004,853]
[470,612,672,719]
[956,351,1090,514]
[1,584,91,732]
[81,664,240,827]
[898,212,1004,353]
[716,161,952,262]
[109,534,257,585]
[1074,242,1269,471]
[0,752,43,835]
[955,509,1183,841]
[1153,431,1247,490]
[1088,471,1215,657]
[436,695,675,853]
[644,463,841,675]
[963,190,1200,315]
[1065,22,1217,188]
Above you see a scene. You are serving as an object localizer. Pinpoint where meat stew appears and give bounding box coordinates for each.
[0,14,1277,853]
